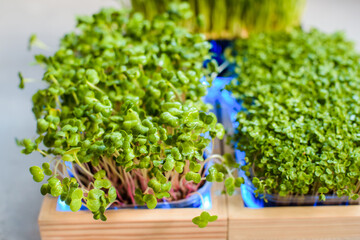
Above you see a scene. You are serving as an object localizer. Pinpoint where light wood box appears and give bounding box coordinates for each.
[38,183,360,240]
[227,192,360,240]
[218,92,360,240]
[38,182,227,240]
[38,86,360,240]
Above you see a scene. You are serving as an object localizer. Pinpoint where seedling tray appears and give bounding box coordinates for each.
[38,182,227,240]
[211,77,360,240]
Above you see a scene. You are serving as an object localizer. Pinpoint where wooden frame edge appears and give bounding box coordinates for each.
[227,192,360,240]
[38,183,228,240]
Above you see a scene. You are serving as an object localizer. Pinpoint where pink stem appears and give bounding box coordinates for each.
[169,188,177,200]
[115,186,125,203]
[124,172,135,204]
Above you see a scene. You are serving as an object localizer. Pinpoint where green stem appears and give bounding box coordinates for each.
[73,154,94,177]
[86,81,105,95]
[72,92,79,105]
[167,82,182,101]
[37,148,48,156]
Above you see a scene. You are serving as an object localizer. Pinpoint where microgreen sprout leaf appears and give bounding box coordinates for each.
[192,211,218,228]
[18,72,25,89]
[28,34,50,51]
[143,194,157,209]
[29,166,44,182]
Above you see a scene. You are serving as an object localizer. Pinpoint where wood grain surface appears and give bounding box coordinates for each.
[38,182,228,240]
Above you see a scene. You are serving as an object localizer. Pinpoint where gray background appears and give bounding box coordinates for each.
[1,0,360,239]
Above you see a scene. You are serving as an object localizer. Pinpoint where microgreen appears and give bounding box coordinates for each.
[19,6,240,225]
[192,211,218,228]
[28,33,50,51]
[227,28,360,202]
[131,0,306,38]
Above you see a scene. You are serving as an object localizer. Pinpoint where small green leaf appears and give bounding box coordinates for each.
[108,186,117,203]
[148,178,161,193]
[94,179,111,189]
[44,169,52,176]
[185,171,201,183]
[94,170,106,180]
[189,162,201,172]
[62,154,74,162]
[318,187,329,194]
[234,177,244,187]
[18,72,25,89]
[88,189,104,200]
[29,166,44,182]
[175,161,185,173]
[71,188,83,199]
[37,119,49,133]
[70,199,82,212]
[225,177,235,195]
[143,194,157,209]
[42,162,50,169]
[192,211,218,228]
[215,123,225,140]
[163,155,175,171]
[87,199,101,212]
[40,184,49,195]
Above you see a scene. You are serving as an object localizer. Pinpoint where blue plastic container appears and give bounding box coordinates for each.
[59,145,214,211]
[57,180,212,211]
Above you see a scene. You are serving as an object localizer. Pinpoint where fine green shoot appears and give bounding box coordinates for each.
[227,28,360,202]
[131,0,306,39]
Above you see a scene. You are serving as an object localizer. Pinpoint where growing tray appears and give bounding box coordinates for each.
[212,76,360,240]
[38,68,360,240]
[38,182,227,240]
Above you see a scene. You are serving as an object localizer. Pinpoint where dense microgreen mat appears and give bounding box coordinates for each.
[131,0,306,39]
[227,28,360,202]
[19,7,242,225]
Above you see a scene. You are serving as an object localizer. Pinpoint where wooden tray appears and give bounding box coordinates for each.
[38,90,360,240]
[227,192,360,240]
[38,182,227,240]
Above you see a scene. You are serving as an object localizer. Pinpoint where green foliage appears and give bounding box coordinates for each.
[29,166,44,182]
[18,138,37,154]
[70,189,83,211]
[19,6,236,224]
[143,194,157,209]
[131,0,306,39]
[28,33,49,51]
[227,28,360,201]
[18,72,25,89]
[192,211,218,228]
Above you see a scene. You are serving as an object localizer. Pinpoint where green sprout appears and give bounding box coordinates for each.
[18,72,37,89]
[131,0,306,39]
[192,211,218,228]
[19,6,242,226]
[28,34,50,51]
[227,28,360,203]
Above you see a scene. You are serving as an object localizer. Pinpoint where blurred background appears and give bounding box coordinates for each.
[1,0,360,239]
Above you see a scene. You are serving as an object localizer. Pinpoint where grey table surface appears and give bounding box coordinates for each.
[1,0,360,239]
